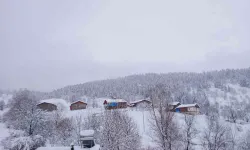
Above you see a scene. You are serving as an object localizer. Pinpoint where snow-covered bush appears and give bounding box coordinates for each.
[3,90,48,135]
[2,90,75,147]
[1,130,45,150]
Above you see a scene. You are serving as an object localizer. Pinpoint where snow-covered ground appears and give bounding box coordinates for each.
[37,146,100,150]
[0,123,9,150]
[0,94,12,150]
[2,105,250,150]
[39,107,250,149]
[1,84,250,149]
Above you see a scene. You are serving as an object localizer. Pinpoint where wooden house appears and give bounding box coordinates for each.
[70,101,87,111]
[103,99,127,110]
[175,103,200,115]
[37,102,57,111]
[168,102,181,111]
[129,99,151,109]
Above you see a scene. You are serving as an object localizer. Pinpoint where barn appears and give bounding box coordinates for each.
[175,103,200,115]
[103,99,127,110]
[70,101,87,110]
[37,102,57,111]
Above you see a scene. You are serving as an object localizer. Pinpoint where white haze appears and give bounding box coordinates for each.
[0,0,250,91]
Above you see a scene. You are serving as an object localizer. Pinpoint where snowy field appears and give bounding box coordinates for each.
[1,86,250,150]
[45,105,250,149]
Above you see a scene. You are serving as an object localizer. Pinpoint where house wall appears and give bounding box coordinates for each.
[180,107,188,112]
[187,107,199,112]
[179,107,199,115]
[71,102,87,110]
[117,102,127,108]
[105,102,127,110]
[37,103,57,111]
[135,102,151,109]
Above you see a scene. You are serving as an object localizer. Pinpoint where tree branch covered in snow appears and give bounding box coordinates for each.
[100,110,141,150]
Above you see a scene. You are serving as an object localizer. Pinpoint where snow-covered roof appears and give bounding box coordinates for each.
[169,102,180,105]
[130,99,151,104]
[38,99,70,110]
[80,137,94,140]
[80,130,95,137]
[37,102,57,106]
[176,103,199,109]
[70,100,87,105]
[105,99,127,103]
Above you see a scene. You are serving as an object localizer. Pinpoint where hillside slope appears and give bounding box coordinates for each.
[46,68,250,113]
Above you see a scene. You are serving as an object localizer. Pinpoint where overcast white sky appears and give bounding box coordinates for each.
[0,0,250,91]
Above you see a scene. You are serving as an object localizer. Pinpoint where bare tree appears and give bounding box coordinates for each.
[72,115,84,145]
[183,115,198,150]
[100,110,141,150]
[2,90,47,149]
[3,90,47,136]
[222,105,239,123]
[239,131,250,150]
[47,110,74,146]
[201,117,232,150]
[82,113,102,144]
[1,130,45,150]
[148,84,182,150]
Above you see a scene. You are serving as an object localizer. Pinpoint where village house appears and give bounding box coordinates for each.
[175,103,200,115]
[37,102,57,111]
[168,102,181,111]
[129,99,151,109]
[70,101,87,111]
[103,99,127,110]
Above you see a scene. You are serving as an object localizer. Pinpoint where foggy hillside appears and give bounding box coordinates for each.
[48,68,250,104]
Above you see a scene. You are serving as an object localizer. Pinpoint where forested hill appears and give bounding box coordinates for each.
[47,68,250,103]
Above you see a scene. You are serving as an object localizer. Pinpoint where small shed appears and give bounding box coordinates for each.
[37,102,57,111]
[129,99,151,109]
[70,101,87,111]
[80,130,95,148]
[168,102,181,111]
[175,103,200,115]
[103,99,127,110]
